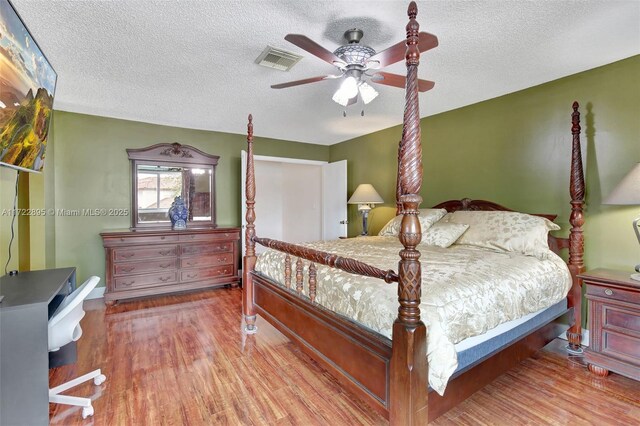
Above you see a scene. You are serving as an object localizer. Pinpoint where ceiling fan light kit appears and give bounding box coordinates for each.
[270,24,438,112]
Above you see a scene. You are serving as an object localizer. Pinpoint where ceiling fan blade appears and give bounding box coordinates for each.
[366,32,438,68]
[284,34,345,66]
[271,75,333,89]
[370,72,435,92]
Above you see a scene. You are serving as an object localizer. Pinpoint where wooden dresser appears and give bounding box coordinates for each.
[101,228,240,304]
[580,269,640,381]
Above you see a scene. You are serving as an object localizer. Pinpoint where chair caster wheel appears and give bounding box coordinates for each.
[82,405,94,419]
[94,374,106,385]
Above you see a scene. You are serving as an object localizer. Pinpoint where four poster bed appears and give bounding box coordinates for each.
[241,3,585,424]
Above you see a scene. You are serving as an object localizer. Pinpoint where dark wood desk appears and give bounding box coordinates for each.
[0,267,76,426]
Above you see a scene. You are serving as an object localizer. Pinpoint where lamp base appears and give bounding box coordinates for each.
[630,273,640,282]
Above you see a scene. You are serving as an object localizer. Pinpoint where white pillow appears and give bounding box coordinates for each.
[378,208,447,236]
[422,222,469,248]
[444,210,560,259]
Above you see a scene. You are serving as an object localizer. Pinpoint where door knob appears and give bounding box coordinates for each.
[340,220,349,224]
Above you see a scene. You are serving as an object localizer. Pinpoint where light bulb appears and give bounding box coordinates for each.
[340,76,359,99]
[359,82,378,105]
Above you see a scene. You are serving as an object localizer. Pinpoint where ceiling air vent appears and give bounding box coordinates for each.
[255,46,302,71]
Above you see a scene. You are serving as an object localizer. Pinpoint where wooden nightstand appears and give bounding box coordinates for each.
[579,269,640,381]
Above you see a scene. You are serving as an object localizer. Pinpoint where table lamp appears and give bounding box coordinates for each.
[604,162,640,281]
[348,184,384,236]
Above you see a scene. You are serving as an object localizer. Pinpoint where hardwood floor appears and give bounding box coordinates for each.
[50,288,640,425]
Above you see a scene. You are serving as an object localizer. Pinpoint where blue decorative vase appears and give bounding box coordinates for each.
[168,196,188,230]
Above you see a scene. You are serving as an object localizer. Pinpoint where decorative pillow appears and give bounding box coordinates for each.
[378,208,447,236]
[444,210,561,259]
[421,222,469,248]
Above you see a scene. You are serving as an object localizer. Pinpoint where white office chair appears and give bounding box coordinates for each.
[48,276,106,419]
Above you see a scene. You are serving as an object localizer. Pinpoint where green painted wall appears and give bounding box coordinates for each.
[331,56,640,273]
[49,111,329,285]
[0,166,20,273]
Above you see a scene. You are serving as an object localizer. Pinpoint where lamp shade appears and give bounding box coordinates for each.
[604,163,640,205]
[348,184,384,204]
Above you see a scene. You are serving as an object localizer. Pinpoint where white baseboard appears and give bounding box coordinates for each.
[86,286,105,300]
[559,329,590,347]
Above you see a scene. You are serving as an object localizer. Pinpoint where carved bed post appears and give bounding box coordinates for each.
[396,140,403,215]
[566,101,586,352]
[389,2,428,424]
[243,114,258,334]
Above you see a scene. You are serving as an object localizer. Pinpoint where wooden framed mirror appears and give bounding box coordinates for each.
[127,143,219,230]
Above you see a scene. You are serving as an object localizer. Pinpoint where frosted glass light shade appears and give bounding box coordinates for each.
[605,163,640,205]
[358,82,379,105]
[348,184,384,204]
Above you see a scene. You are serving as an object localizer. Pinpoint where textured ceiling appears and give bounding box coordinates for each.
[12,0,640,145]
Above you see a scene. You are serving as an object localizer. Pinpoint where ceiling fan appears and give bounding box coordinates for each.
[271,29,438,109]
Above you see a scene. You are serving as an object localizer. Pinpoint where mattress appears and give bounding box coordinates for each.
[454,299,568,375]
[255,235,571,395]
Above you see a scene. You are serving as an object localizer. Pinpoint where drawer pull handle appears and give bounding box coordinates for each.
[122,280,135,287]
[121,252,135,258]
[218,257,225,262]
[120,266,135,273]
[160,236,165,240]
[159,250,172,256]
[159,263,172,269]
[158,276,171,282]
[187,273,197,279]
[604,289,613,296]
[120,237,125,242]
[186,261,194,266]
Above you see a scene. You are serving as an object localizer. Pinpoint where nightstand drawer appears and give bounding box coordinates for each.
[604,306,640,335]
[587,284,640,305]
[602,331,640,364]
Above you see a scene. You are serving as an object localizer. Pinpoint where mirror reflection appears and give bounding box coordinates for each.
[136,164,212,224]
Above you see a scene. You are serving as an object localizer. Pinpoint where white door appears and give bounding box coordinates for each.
[322,160,348,240]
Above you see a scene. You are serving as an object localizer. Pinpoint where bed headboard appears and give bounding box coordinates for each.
[394,101,585,261]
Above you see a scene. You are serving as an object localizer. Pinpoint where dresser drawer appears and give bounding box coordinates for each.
[181,253,234,269]
[181,265,234,282]
[180,242,232,256]
[106,234,179,246]
[587,284,640,305]
[114,259,178,276]
[179,232,239,242]
[114,245,178,261]
[115,271,178,290]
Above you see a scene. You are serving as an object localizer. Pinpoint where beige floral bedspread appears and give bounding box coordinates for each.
[255,236,571,395]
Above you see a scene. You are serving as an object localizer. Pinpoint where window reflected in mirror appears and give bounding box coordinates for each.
[136,165,212,224]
